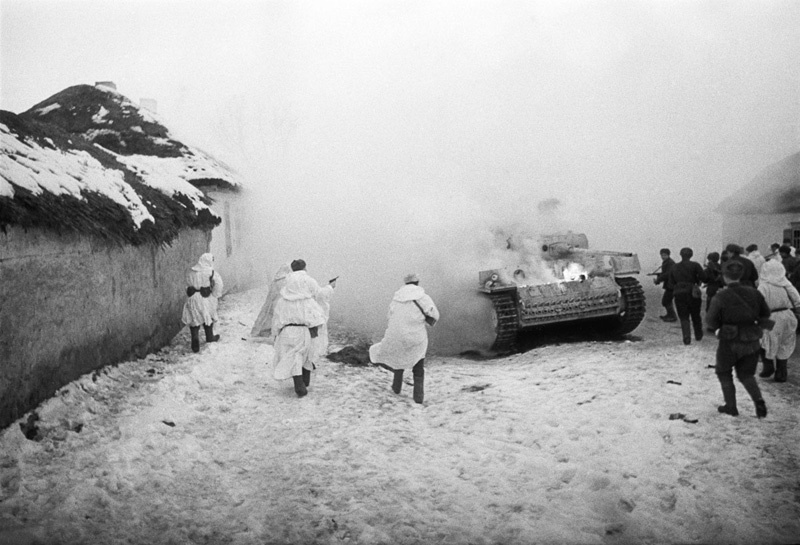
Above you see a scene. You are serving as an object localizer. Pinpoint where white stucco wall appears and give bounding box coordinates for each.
[206,189,264,293]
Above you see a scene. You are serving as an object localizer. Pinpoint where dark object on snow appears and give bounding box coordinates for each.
[458,349,488,360]
[326,345,371,366]
[669,413,698,423]
[462,384,491,393]
[162,420,176,427]
[19,412,40,440]
[666,380,682,385]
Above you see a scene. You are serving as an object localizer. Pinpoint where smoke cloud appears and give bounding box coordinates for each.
[232,137,590,355]
[177,1,799,354]
[3,1,799,353]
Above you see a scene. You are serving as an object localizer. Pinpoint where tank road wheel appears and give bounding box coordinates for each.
[488,292,520,352]
[611,276,646,335]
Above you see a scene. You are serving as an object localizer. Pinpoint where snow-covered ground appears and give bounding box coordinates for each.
[1,284,799,545]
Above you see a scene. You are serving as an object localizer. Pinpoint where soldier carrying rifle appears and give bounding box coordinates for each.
[651,248,677,322]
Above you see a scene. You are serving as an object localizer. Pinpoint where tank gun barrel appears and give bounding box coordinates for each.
[541,242,634,258]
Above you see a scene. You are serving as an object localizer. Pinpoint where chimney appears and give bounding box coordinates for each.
[95,81,117,90]
[140,98,158,113]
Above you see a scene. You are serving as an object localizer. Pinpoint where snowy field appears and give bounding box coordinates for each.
[1,284,799,545]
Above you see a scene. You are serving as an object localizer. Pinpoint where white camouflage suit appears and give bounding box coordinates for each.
[270,270,326,380]
[369,283,440,370]
[181,253,223,327]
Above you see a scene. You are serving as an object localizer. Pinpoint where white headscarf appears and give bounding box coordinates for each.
[760,258,791,288]
[191,253,214,273]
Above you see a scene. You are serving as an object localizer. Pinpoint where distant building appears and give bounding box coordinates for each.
[785,221,800,250]
[716,151,800,252]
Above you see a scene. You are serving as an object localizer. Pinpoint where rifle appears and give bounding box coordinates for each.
[646,265,662,277]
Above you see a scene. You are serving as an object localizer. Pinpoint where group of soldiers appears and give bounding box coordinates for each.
[179,243,795,418]
[182,254,440,404]
[651,242,799,418]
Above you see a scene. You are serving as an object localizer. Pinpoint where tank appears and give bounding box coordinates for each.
[479,232,646,351]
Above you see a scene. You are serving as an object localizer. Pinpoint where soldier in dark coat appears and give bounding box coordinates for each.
[669,247,706,344]
[653,248,677,322]
[706,260,770,418]
[703,252,724,313]
[725,243,758,287]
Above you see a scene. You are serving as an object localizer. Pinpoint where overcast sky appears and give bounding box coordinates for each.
[2,0,799,274]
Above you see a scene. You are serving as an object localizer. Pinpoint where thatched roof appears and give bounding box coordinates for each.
[716,151,800,215]
[0,84,242,246]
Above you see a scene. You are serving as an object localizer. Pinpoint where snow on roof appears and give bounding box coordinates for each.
[36,103,61,116]
[111,150,220,213]
[22,84,243,191]
[0,84,243,245]
[1,124,155,227]
[0,114,221,246]
[91,106,110,123]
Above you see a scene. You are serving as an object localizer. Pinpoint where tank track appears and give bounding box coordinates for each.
[612,276,646,335]
[489,291,520,352]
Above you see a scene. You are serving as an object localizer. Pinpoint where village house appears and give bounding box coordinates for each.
[0,82,257,430]
[716,150,800,253]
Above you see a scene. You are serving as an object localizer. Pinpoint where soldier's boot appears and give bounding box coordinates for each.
[391,370,404,394]
[203,324,220,343]
[717,375,738,416]
[413,375,424,404]
[755,399,768,418]
[661,307,678,322]
[302,367,311,387]
[293,375,307,397]
[190,326,201,353]
[759,358,775,378]
[693,320,704,341]
[739,375,766,418]
[680,320,691,345]
[412,360,424,404]
[774,359,788,382]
